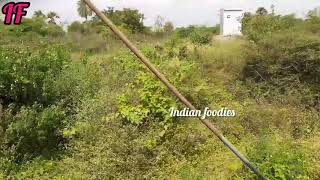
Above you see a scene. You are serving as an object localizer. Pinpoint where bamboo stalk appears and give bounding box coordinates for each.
[83,0,265,178]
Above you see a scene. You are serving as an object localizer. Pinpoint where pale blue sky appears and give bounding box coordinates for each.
[4,0,320,27]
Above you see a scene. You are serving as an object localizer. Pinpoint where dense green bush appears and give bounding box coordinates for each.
[0,18,65,38]
[243,31,320,109]
[190,31,211,45]
[119,71,177,125]
[116,47,177,126]
[118,46,213,126]
[175,26,219,45]
[68,21,87,34]
[0,44,70,171]
[50,60,105,111]
[244,133,309,179]
[68,32,108,53]
[297,16,320,35]
[0,104,67,162]
[92,7,145,33]
[44,24,65,37]
[242,14,302,42]
[175,26,196,38]
[0,45,70,106]
[0,44,107,176]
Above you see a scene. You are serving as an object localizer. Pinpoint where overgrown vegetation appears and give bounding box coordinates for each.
[242,8,320,111]
[0,4,320,180]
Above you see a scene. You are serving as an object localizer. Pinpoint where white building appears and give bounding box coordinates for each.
[220,9,244,36]
[313,7,320,17]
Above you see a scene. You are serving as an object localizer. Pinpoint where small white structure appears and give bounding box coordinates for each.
[220,9,243,36]
[313,7,320,17]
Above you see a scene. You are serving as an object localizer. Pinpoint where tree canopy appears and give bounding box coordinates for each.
[77,0,93,21]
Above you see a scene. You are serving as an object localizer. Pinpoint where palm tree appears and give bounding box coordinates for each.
[33,10,45,18]
[77,0,92,21]
[47,11,59,24]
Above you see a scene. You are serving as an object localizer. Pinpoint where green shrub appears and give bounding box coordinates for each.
[244,133,309,179]
[119,71,177,125]
[299,16,320,35]
[68,21,87,33]
[194,39,246,81]
[1,18,65,38]
[190,31,211,45]
[117,46,213,126]
[68,32,108,53]
[50,60,105,112]
[0,45,70,106]
[92,7,145,33]
[10,159,59,179]
[44,24,65,37]
[116,47,177,126]
[0,104,67,162]
[242,14,302,42]
[175,26,218,45]
[243,31,320,108]
[0,42,107,176]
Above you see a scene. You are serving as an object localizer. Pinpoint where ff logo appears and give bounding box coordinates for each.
[1,2,30,25]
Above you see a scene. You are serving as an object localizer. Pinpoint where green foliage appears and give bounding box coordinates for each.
[10,159,59,179]
[244,133,309,179]
[0,22,106,176]
[195,39,246,81]
[243,31,320,109]
[50,60,105,111]
[119,71,177,125]
[175,26,219,45]
[0,17,65,38]
[190,31,211,45]
[176,26,216,37]
[33,10,46,18]
[77,0,93,20]
[67,21,86,33]
[256,7,268,16]
[0,44,70,106]
[1,6,320,179]
[117,44,214,126]
[47,12,58,19]
[299,16,320,35]
[116,47,177,125]
[242,14,301,42]
[68,32,109,53]
[0,104,67,162]
[44,24,65,37]
[92,7,145,33]
[163,21,174,33]
[120,8,145,33]
[175,26,196,38]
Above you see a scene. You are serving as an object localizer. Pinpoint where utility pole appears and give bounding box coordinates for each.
[83,0,266,179]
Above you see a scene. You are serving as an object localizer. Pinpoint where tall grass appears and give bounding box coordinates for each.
[194,39,246,82]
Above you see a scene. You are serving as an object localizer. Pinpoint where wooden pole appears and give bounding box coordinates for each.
[83,0,265,179]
